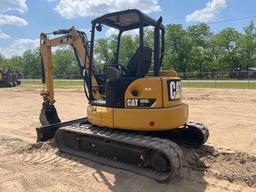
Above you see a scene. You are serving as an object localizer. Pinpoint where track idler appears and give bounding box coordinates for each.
[178,122,209,148]
[40,102,61,126]
[150,122,209,148]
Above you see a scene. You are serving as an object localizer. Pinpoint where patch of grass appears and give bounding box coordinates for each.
[182,80,256,89]
[22,79,256,89]
[182,81,217,88]
[22,79,83,88]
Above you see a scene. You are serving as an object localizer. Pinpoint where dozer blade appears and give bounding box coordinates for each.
[40,102,61,126]
[36,118,87,142]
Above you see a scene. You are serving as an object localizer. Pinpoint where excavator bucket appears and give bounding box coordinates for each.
[37,102,87,142]
[39,102,61,126]
[37,102,61,141]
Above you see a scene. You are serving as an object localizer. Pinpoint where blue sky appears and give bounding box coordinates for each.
[0,0,255,58]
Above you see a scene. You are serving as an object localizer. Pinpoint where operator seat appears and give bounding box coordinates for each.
[127,46,152,77]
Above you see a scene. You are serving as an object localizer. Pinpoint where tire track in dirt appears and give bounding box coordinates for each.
[19,140,256,189]
[0,135,255,192]
[0,159,55,192]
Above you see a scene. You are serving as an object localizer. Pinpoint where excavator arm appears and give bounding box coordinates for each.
[39,27,103,126]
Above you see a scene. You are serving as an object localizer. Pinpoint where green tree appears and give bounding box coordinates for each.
[164,24,192,72]
[0,54,5,69]
[211,28,241,71]
[94,34,139,67]
[21,49,41,77]
[52,47,80,78]
[237,21,256,70]
[94,37,115,67]
[187,24,212,73]
[119,34,139,65]
[6,56,23,73]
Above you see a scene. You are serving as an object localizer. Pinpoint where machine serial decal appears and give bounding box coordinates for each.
[167,80,182,101]
[127,98,156,107]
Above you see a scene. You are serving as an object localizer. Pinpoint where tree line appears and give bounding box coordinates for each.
[0,22,255,78]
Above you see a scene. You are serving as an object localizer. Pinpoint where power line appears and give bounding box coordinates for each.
[207,16,256,25]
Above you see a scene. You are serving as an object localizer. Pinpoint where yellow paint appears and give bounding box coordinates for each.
[113,103,188,130]
[88,105,113,127]
[160,70,178,77]
[125,78,163,108]
[88,103,188,131]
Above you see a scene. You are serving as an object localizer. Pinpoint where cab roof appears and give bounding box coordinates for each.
[92,9,164,31]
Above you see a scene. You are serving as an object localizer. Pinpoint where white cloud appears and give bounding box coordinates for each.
[0,14,28,26]
[122,29,140,36]
[79,28,91,33]
[15,39,39,47]
[105,28,119,37]
[186,0,227,23]
[105,28,139,37]
[0,30,11,39]
[0,38,39,58]
[54,0,161,19]
[0,0,28,14]
[0,1,28,26]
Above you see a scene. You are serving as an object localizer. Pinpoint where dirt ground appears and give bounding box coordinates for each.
[0,87,255,192]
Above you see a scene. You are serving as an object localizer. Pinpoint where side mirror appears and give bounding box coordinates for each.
[96,24,102,32]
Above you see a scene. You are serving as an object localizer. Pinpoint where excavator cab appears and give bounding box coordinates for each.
[88,9,165,102]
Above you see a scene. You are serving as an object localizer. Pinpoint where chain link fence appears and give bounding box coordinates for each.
[21,71,256,89]
[22,74,83,88]
[180,71,256,89]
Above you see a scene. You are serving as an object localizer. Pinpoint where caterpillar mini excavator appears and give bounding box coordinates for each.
[36,9,209,182]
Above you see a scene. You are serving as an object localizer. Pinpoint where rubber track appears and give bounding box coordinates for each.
[55,123,183,183]
[186,122,209,147]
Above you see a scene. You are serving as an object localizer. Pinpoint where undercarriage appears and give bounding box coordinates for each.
[37,118,209,182]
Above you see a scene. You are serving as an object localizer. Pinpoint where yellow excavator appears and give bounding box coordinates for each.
[0,68,21,87]
[36,9,209,182]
